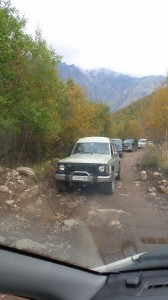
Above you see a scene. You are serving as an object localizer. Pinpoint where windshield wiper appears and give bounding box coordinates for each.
[94,250,168,273]
[133,250,168,269]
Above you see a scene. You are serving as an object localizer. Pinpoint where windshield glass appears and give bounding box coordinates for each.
[1,0,168,276]
[72,142,110,154]
[124,139,132,144]
[112,139,122,146]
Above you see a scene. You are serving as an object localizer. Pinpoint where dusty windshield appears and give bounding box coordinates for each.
[72,143,110,154]
[124,139,132,144]
[1,0,168,273]
[112,139,122,146]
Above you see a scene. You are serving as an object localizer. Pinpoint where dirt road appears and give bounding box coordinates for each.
[47,150,168,268]
[1,151,168,269]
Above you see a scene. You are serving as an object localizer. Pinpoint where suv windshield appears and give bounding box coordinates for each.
[124,139,133,144]
[72,142,110,154]
[112,139,122,146]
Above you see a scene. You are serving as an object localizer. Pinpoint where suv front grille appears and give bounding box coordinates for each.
[66,164,98,174]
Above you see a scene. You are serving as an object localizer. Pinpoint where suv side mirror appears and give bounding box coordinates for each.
[114,151,119,157]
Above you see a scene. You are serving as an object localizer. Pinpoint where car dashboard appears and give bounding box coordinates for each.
[0,247,168,300]
[93,269,168,300]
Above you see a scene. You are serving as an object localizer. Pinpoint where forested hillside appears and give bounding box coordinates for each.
[58,62,164,111]
[110,86,168,152]
[109,95,151,139]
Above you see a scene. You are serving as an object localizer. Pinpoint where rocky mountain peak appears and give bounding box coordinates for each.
[58,62,164,111]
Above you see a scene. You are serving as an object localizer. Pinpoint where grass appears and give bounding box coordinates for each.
[157,159,168,176]
[142,146,168,176]
[31,158,59,180]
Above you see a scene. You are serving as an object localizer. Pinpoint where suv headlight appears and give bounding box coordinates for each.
[56,164,66,172]
[99,165,109,173]
[99,165,105,172]
[59,164,65,171]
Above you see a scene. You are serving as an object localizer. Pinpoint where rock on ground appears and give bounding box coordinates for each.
[16,167,35,177]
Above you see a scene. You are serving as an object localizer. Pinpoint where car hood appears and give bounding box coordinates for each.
[58,154,111,164]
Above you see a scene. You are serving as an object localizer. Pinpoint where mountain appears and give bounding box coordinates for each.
[57,62,164,111]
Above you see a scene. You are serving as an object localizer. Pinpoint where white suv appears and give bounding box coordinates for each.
[56,136,121,195]
[138,138,147,149]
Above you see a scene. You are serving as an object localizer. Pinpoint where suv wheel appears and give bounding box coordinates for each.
[56,181,67,192]
[104,177,115,195]
[116,166,121,180]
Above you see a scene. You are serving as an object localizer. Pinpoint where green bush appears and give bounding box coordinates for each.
[158,159,168,175]
[142,152,160,168]
[142,146,168,175]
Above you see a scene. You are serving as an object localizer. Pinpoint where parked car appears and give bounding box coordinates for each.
[111,138,123,158]
[56,136,121,195]
[138,138,147,149]
[123,138,138,152]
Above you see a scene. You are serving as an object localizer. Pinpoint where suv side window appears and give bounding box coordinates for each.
[113,144,119,156]
[110,143,114,157]
[113,144,117,153]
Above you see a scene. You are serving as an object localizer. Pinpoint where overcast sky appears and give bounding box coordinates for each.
[10,0,168,76]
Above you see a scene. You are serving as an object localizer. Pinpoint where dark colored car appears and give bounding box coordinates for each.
[112,138,123,158]
[123,138,138,152]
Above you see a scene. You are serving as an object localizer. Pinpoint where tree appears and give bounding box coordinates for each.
[144,88,168,144]
[60,80,110,150]
[0,1,65,162]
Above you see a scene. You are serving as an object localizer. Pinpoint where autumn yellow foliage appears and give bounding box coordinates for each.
[144,87,168,144]
[60,80,110,150]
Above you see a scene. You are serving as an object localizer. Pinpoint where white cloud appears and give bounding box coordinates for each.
[11,0,168,76]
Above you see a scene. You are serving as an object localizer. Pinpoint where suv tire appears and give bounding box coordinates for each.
[104,176,115,195]
[56,181,67,192]
[116,166,121,180]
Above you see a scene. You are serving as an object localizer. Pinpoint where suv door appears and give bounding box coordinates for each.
[110,143,119,177]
